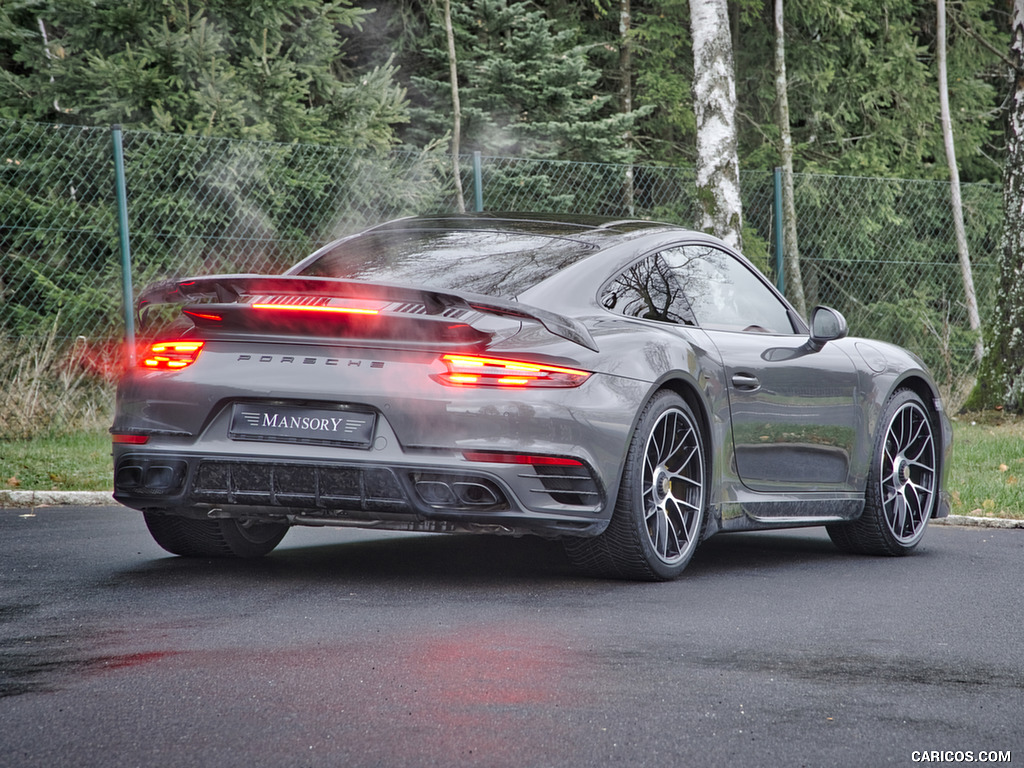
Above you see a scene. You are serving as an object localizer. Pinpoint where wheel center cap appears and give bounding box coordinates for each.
[653,468,671,500]
[898,459,911,483]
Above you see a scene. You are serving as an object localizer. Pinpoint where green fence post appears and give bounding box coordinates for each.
[473,151,484,212]
[111,124,136,365]
[773,167,785,295]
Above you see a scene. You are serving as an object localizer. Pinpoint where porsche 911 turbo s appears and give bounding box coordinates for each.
[111,213,951,580]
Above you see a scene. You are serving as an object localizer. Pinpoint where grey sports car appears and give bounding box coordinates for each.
[112,213,951,580]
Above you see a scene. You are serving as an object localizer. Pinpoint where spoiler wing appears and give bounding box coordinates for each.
[136,274,599,353]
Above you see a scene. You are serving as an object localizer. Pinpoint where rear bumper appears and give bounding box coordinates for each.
[113,449,609,537]
[112,346,648,536]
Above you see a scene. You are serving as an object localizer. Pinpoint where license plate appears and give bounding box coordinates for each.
[229,403,376,448]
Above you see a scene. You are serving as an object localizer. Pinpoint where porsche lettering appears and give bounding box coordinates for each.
[237,354,385,368]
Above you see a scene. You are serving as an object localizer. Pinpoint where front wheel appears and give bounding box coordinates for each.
[827,389,937,556]
[565,391,708,581]
[144,512,289,558]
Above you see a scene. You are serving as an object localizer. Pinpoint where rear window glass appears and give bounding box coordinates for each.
[294,229,597,298]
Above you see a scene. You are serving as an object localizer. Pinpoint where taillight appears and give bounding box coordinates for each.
[140,340,205,370]
[112,434,150,445]
[435,354,591,388]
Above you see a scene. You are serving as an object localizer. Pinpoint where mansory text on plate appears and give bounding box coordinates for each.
[112,214,951,580]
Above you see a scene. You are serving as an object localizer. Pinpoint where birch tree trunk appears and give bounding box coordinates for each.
[620,0,635,216]
[442,0,466,213]
[937,0,983,362]
[965,0,1024,412]
[773,0,807,317]
[689,0,742,250]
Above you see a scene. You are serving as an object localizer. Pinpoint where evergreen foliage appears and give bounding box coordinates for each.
[0,0,416,343]
[0,0,408,147]
[624,0,1004,181]
[406,0,643,163]
[1,0,1009,176]
[632,0,696,163]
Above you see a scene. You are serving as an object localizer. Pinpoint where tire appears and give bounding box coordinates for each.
[144,512,288,558]
[565,391,707,581]
[827,389,938,556]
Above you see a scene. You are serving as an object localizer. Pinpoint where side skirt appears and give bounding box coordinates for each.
[720,497,865,532]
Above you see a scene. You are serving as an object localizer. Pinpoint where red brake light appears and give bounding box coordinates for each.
[463,451,583,466]
[435,354,591,388]
[140,340,205,370]
[252,303,379,316]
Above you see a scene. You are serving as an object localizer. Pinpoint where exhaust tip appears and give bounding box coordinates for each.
[412,473,508,510]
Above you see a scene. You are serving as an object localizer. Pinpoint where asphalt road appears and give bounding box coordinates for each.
[1,506,1021,768]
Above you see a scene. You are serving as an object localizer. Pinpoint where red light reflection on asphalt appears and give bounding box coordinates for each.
[94,651,180,671]
[407,624,570,709]
[65,622,581,761]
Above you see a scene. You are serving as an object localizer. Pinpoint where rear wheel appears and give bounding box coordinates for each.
[827,389,937,555]
[144,512,288,558]
[565,391,707,581]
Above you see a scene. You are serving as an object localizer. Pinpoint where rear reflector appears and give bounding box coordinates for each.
[183,310,223,322]
[140,340,205,370]
[112,434,150,445]
[435,354,591,388]
[462,451,583,467]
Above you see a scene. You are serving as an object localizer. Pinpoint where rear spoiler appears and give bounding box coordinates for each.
[136,274,599,352]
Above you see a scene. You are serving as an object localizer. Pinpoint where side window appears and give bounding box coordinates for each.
[600,254,697,326]
[662,245,796,334]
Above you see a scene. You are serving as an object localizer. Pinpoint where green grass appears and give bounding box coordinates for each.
[1,429,113,492]
[949,411,1024,519]
[2,416,1022,519]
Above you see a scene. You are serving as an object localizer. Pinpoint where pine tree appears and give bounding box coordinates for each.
[0,0,412,343]
[407,0,641,163]
[0,0,408,148]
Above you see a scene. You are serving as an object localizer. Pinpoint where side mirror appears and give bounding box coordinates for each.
[808,306,848,351]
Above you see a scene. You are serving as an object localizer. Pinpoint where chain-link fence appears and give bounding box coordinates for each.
[0,119,1002,436]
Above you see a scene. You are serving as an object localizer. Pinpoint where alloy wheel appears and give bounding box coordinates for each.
[880,400,936,545]
[641,407,706,565]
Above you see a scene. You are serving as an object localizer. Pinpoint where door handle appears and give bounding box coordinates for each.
[731,372,761,391]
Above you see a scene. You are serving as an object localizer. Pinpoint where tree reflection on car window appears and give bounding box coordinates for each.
[665,245,796,334]
[600,254,698,325]
[603,244,796,334]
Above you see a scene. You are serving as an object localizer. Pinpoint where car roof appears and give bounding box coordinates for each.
[365,213,687,243]
[286,213,703,300]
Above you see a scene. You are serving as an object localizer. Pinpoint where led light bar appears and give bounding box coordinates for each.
[249,295,382,316]
[251,302,380,316]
